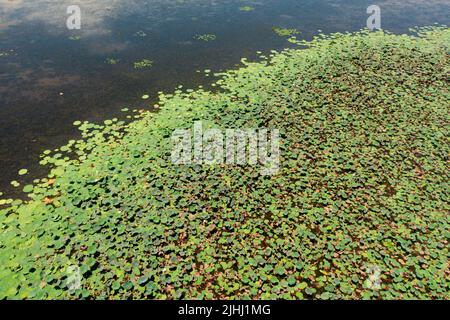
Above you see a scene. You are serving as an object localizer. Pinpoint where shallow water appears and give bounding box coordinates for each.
[0,0,448,197]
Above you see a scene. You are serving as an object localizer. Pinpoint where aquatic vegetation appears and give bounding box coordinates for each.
[68,35,81,41]
[194,34,216,42]
[142,95,150,100]
[133,59,154,70]
[0,27,449,300]
[22,185,33,193]
[10,181,20,188]
[134,30,147,37]
[239,6,255,12]
[18,169,28,176]
[272,27,300,37]
[105,58,120,65]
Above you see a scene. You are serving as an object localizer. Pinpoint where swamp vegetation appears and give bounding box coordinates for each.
[0,27,449,299]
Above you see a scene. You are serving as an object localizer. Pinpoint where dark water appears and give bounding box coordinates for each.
[0,0,449,197]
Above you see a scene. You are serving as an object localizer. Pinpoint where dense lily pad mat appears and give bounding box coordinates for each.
[1,28,449,300]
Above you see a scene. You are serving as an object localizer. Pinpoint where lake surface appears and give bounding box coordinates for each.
[0,0,449,197]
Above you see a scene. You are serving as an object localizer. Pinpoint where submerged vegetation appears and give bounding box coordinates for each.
[0,27,449,299]
[272,27,301,37]
[194,34,217,42]
[134,30,147,38]
[133,59,154,70]
[105,58,120,65]
[239,6,255,12]
[68,35,81,41]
